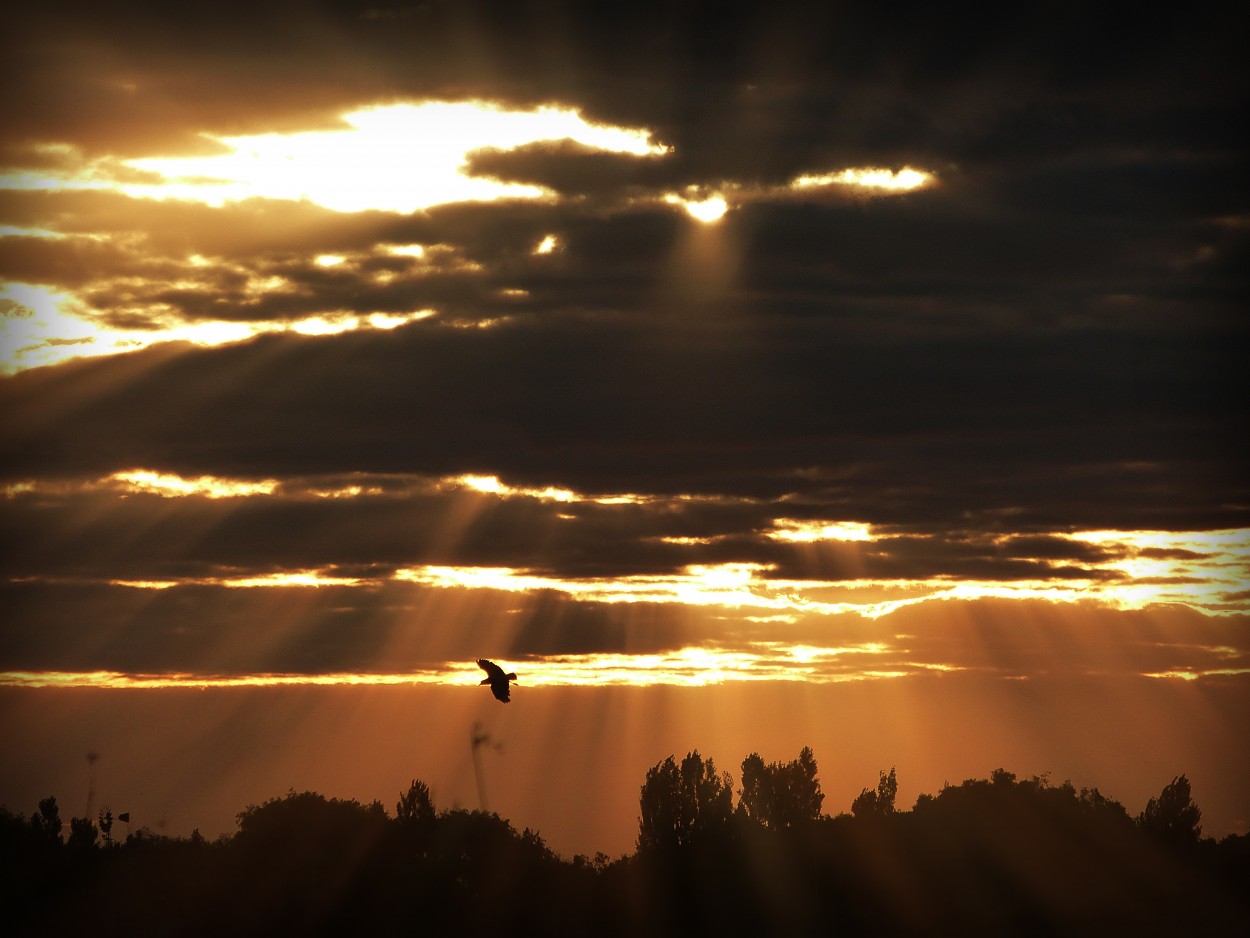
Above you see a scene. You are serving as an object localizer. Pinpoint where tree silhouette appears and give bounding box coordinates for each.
[396,778,435,829]
[638,756,680,852]
[396,778,436,856]
[738,747,824,829]
[1139,774,1202,846]
[3,758,1247,936]
[637,751,733,851]
[739,752,769,828]
[31,796,63,845]
[851,766,897,819]
[67,815,97,851]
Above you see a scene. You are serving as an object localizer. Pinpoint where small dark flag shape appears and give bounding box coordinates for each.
[477,659,517,702]
[117,813,130,823]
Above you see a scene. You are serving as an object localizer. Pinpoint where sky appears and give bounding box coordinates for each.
[1,2,1247,858]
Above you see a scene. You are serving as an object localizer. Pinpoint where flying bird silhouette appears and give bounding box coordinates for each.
[477,659,517,703]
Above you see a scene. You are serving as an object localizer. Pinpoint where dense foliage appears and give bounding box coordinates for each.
[2,757,1246,936]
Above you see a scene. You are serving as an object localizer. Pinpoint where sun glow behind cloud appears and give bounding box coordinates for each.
[109,470,279,499]
[0,96,945,374]
[7,469,1247,618]
[116,102,667,213]
[656,165,936,220]
[666,192,729,223]
[390,560,1249,619]
[793,167,934,192]
[0,281,436,373]
[450,473,580,503]
[768,520,873,542]
[104,569,368,590]
[4,472,1246,690]
[1,282,103,373]
[0,641,922,690]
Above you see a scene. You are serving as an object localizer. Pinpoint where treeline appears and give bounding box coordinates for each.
[2,751,1247,936]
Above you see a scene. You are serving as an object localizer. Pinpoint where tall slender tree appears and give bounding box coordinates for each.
[638,751,733,851]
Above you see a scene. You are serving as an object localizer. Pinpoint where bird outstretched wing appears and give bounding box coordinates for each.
[477,658,513,702]
[477,658,504,680]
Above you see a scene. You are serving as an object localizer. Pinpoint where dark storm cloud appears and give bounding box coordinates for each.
[0,234,144,289]
[6,2,1242,176]
[6,1,1246,339]
[464,140,676,196]
[0,573,712,674]
[3,303,1246,532]
[9,171,1243,344]
[0,578,494,674]
[0,192,677,326]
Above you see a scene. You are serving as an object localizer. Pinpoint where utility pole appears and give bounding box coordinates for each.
[85,751,99,819]
[470,722,497,812]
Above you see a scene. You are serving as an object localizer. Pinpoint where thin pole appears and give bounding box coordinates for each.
[85,751,99,819]
[470,723,490,812]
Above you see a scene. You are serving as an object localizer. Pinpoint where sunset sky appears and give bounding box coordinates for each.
[2,2,1247,859]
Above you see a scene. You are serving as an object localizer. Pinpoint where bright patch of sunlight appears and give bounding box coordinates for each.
[448,474,578,503]
[365,312,416,330]
[767,519,874,542]
[465,644,914,688]
[119,101,668,213]
[391,555,1249,618]
[685,563,761,590]
[665,192,729,222]
[110,470,278,499]
[0,643,927,689]
[1068,529,1249,554]
[5,470,414,503]
[289,313,364,335]
[534,234,559,254]
[395,565,557,593]
[1144,668,1250,681]
[1,283,101,374]
[387,244,426,258]
[795,167,935,193]
[0,283,435,372]
[0,670,456,689]
[456,474,505,495]
[1065,529,1250,613]
[110,568,369,590]
[793,167,934,192]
